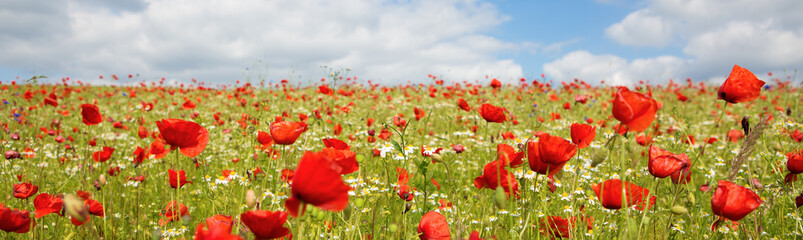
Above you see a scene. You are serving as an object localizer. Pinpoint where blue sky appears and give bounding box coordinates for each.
[0,0,801,86]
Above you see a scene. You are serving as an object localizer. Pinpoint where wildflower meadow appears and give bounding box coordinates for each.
[1,65,802,239]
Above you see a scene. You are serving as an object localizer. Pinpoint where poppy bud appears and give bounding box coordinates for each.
[494,186,507,209]
[741,116,750,136]
[787,107,792,116]
[94,180,101,190]
[772,143,783,153]
[354,198,365,208]
[151,228,163,240]
[404,202,412,214]
[590,148,608,167]
[11,132,20,140]
[670,205,688,215]
[315,209,326,221]
[750,178,764,190]
[388,223,398,233]
[99,174,107,185]
[245,189,256,209]
[687,192,696,205]
[431,153,443,163]
[64,194,88,222]
[355,154,365,163]
[5,150,20,159]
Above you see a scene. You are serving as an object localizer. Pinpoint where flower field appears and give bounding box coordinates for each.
[1,65,802,239]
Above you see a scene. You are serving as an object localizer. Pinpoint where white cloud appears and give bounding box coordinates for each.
[0,0,528,85]
[606,9,675,48]
[552,0,803,83]
[543,50,688,86]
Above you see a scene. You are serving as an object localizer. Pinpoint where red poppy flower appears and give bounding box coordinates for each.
[790,129,803,142]
[149,139,169,159]
[539,216,571,239]
[526,134,577,177]
[648,145,691,184]
[592,179,656,210]
[321,138,359,175]
[496,143,523,168]
[13,182,38,199]
[417,211,451,240]
[727,129,744,143]
[168,169,192,189]
[270,121,308,145]
[786,150,803,182]
[92,146,114,162]
[205,215,234,233]
[717,65,765,103]
[414,107,426,120]
[156,118,209,157]
[133,146,147,166]
[33,193,63,218]
[457,98,471,111]
[395,168,416,201]
[182,100,196,110]
[711,180,762,222]
[570,123,596,149]
[0,204,33,233]
[612,87,659,132]
[137,125,149,139]
[240,210,290,240]
[281,169,295,183]
[257,131,273,147]
[194,222,243,240]
[636,134,652,146]
[285,151,351,217]
[44,93,58,107]
[474,160,519,197]
[490,78,502,89]
[478,104,507,123]
[159,201,189,226]
[80,104,103,125]
[85,199,104,217]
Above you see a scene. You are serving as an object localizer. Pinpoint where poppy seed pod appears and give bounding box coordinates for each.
[64,194,88,222]
[245,189,256,209]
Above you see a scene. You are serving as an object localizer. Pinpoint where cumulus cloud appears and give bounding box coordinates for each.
[543,50,688,86]
[0,0,529,85]
[551,0,803,85]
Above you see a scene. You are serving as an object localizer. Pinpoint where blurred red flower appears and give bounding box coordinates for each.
[496,143,523,168]
[474,160,519,197]
[168,169,192,189]
[92,146,115,162]
[285,151,350,217]
[81,104,103,125]
[417,211,450,240]
[240,210,290,240]
[478,104,507,123]
[457,98,471,111]
[592,179,656,210]
[13,182,38,199]
[321,138,359,175]
[0,203,33,233]
[33,193,63,218]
